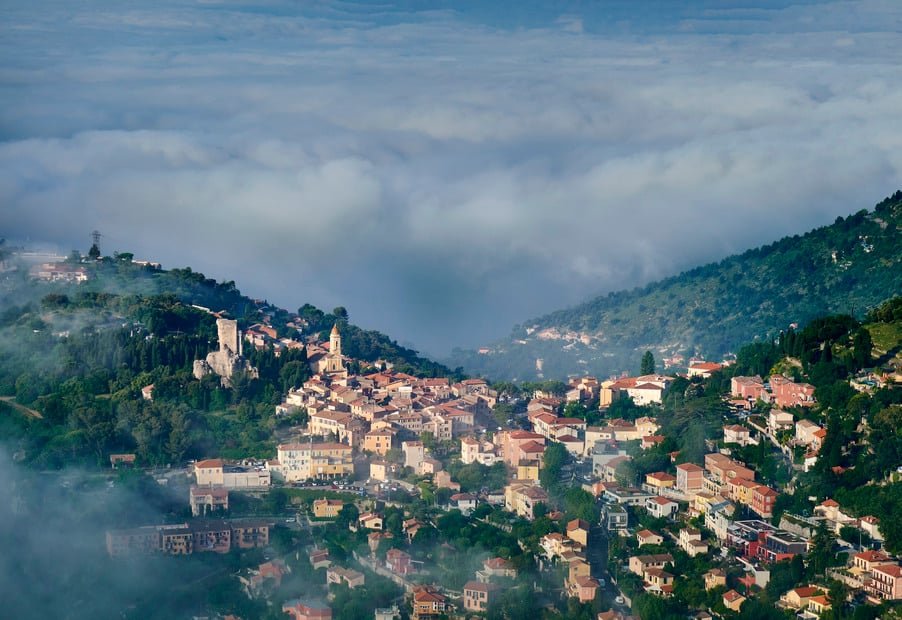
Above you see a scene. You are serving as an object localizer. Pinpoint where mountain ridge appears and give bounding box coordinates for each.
[445,191,902,381]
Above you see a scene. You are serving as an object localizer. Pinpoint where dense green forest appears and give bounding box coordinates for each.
[0,257,456,468]
[448,191,902,381]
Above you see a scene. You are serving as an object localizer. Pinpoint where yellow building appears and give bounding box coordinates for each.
[365,429,395,456]
[269,442,354,482]
[313,498,345,519]
[517,463,541,482]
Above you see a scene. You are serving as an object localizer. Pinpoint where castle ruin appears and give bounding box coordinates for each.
[193,318,258,386]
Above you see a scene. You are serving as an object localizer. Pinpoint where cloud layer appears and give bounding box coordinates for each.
[3,0,902,354]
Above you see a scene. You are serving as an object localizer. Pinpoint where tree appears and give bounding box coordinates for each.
[852,327,873,369]
[332,306,349,322]
[88,243,101,260]
[540,442,570,496]
[808,520,837,578]
[641,350,656,375]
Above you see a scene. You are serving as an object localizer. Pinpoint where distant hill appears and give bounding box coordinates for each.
[446,191,902,381]
[0,255,455,379]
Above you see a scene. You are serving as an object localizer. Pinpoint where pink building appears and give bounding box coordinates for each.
[867,564,902,602]
[386,548,413,575]
[731,376,766,401]
[282,599,331,620]
[675,463,704,492]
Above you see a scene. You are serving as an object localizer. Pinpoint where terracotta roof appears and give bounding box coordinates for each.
[195,459,223,469]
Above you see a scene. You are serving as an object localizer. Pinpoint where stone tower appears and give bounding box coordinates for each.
[217,318,241,356]
[193,318,256,386]
[330,323,341,359]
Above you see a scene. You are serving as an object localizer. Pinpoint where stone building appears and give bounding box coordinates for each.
[193,318,258,386]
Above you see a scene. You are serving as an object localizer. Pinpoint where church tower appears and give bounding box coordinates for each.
[323,322,346,378]
[330,323,341,359]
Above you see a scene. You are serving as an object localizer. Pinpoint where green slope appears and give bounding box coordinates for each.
[447,191,902,381]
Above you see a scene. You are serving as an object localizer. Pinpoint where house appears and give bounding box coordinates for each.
[602,503,629,533]
[463,580,499,612]
[675,463,704,493]
[460,436,497,466]
[557,434,584,456]
[269,442,354,482]
[757,530,809,563]
[626,382,665,406]
[704,568,727,590]
[866,563,902,602]
[500,431,547,468]
[723,424,752,446]
[567,559,592,586]
[312,498,344,519]
[723,590,746,612]
[282,598,331,620]
[411,586,447,620]
[567,519,591,547]
[605,486,654,507]
[190,485,229,516]
[688,361,723,378]
[110,453,136,468]
[570,576,600,603]
[600,455,631,483]
[357,512,383,530]
[434,470,460,491]
[370,460,390,481]
[678,528,708,557]
[704,453,755,484]
[860,516,884,543]
[641,435,666,450]
[365,429,395,456]
[195,459,225,486]
[504,482,549,520]
[780,586,821,610]
[326,566,365,588]
[637,529,664,546]
[386,548,413,575]
[645,471,677,493]
[310,548,331,570]
[644,568,675,596]
[645,496,679,519]
[852,550,895,573]
[450,493,477,515]
[769,375,816,408]
[420,457,442,475]
[731,375,765,401]
[478,557,518,582]
[795,419,823,447]
[750,485,779,519]
[806,595,832,617]
[541,532,581,559]
[814,498,857,532]
[629,554,674,577]
[767,409,795,434]
[241,559,289,597]
[402,440,426,471]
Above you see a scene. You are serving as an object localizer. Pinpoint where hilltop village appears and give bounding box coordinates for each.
[98,301,902,620]
[4,253,902,620]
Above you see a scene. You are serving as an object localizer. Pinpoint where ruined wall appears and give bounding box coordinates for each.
[217,319,240,355]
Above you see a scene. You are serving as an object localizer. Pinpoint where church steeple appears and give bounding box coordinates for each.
[330,323,341,359]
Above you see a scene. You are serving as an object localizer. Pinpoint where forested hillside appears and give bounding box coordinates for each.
[0,257,455,468]
[447,191,902,381]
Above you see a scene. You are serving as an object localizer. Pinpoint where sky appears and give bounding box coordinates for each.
[2,0,902,356]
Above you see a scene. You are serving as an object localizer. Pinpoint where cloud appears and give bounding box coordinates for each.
[2,0,902,355]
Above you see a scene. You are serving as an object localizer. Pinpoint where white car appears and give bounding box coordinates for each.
[285,518,295,523]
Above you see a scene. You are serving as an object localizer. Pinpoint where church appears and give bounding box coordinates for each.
[307,323,347,380]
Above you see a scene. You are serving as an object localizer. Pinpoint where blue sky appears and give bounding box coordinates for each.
[3,0,902,354]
